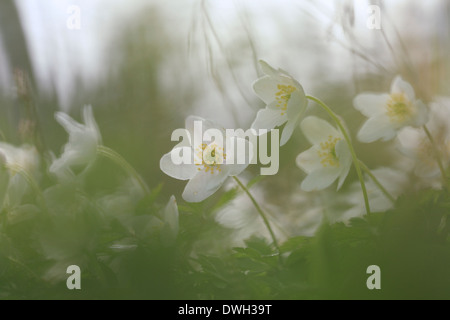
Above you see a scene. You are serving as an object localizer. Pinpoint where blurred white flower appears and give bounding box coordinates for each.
[397,97,450,180]
[0,142,40,173]
[97,178,143,220]
[214,179,323,249]
[215,179,284,247]
[342,167,408,221]
[354,76,428,143]
[251,60,307,146]
[50,105,101,178]
[160,195,179,246]
[296,116,352,191]
[160,116,251,202]
[0,151,8,207]
[112,195,179,248]
[0,143,40,207]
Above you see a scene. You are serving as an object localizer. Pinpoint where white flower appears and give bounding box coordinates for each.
[160,195,179,245]
[343,167,408,220]
[354,76,428,143]
[296,116,352,191]
[160,116,251,202]
[0,143,40,207]
[111,195,179,248]
[50,105,101,177]
[0,142,40,173]
[397,97,450,179]
[251,60,307,146]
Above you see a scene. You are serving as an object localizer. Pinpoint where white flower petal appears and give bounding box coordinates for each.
[251,108,287,131]
[300,116,341,145]
[391,76,415,101]
[414,161,440,178]
[225,138,251,176]
[259,60,279,78]
[280,115,300,146]
[335,140,352,190]
[300,167,341,191]
[185,115,223,138]
[412,100,429,127]
[163,195,179,240]
[357,114,397,142]
[0,154,9,207]
[296,146,323,174]
[287,89,306,120]
[353,93,390,117]
[160,149,197,180]
[52,107,101,175]
[55,112,84,134]
[253,76,280,105]
[82,105,102,144]
[182,168,230,202]
[396,127,424,158]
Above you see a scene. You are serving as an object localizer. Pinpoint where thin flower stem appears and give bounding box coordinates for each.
[97,145,150,195]
[423,125,448,185]
[359,160,396,204]
[306,95,371,215]
[233,176,282,262]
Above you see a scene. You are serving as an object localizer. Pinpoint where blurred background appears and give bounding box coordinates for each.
[1,0,450,269]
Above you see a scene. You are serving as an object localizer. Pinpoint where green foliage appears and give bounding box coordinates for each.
[2,167,450,300]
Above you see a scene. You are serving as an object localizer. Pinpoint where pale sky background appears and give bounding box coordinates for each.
[1,0,448,127]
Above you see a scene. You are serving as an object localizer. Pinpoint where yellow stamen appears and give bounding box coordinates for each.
[318,135,341,167]
[275,84,296,116]
[195,143,226,174]
[386,93,413,123]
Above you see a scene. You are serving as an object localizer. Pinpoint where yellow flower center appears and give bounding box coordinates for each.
[196,143,226,174]
[275,84,296,115]
[318,136,341,167]
[386,93,413,123]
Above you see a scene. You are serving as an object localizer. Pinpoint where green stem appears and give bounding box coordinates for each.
[423,125,448,185]
[97,145,150,195]
[359,161,395,204]
[233,176,281,260]
[306,95,371,215]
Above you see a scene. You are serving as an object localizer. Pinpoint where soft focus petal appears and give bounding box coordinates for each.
[160,149,197,180]
[253,76,280,105]
[251,108,287,131]
[259,60,279,78]
[287,89,307,120]
[55,112,84,134]
[225,138,251,176]
[353,93,390,117]
[414,161,440,178]
[296,146,323,174]
[412,100,429,127]
[335,140,352,190]
[357,114,396,142]
[82,105,102,144]
[300,116,341,145]
[301,167,341,191]
[51,107,100,175]
[162,195,179,244]
[391,76,415,101]
[185,115,223,138]
[182,168,230,202]
[0,152,9,208]
[280,115,300,146]
[397,127,423,157]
